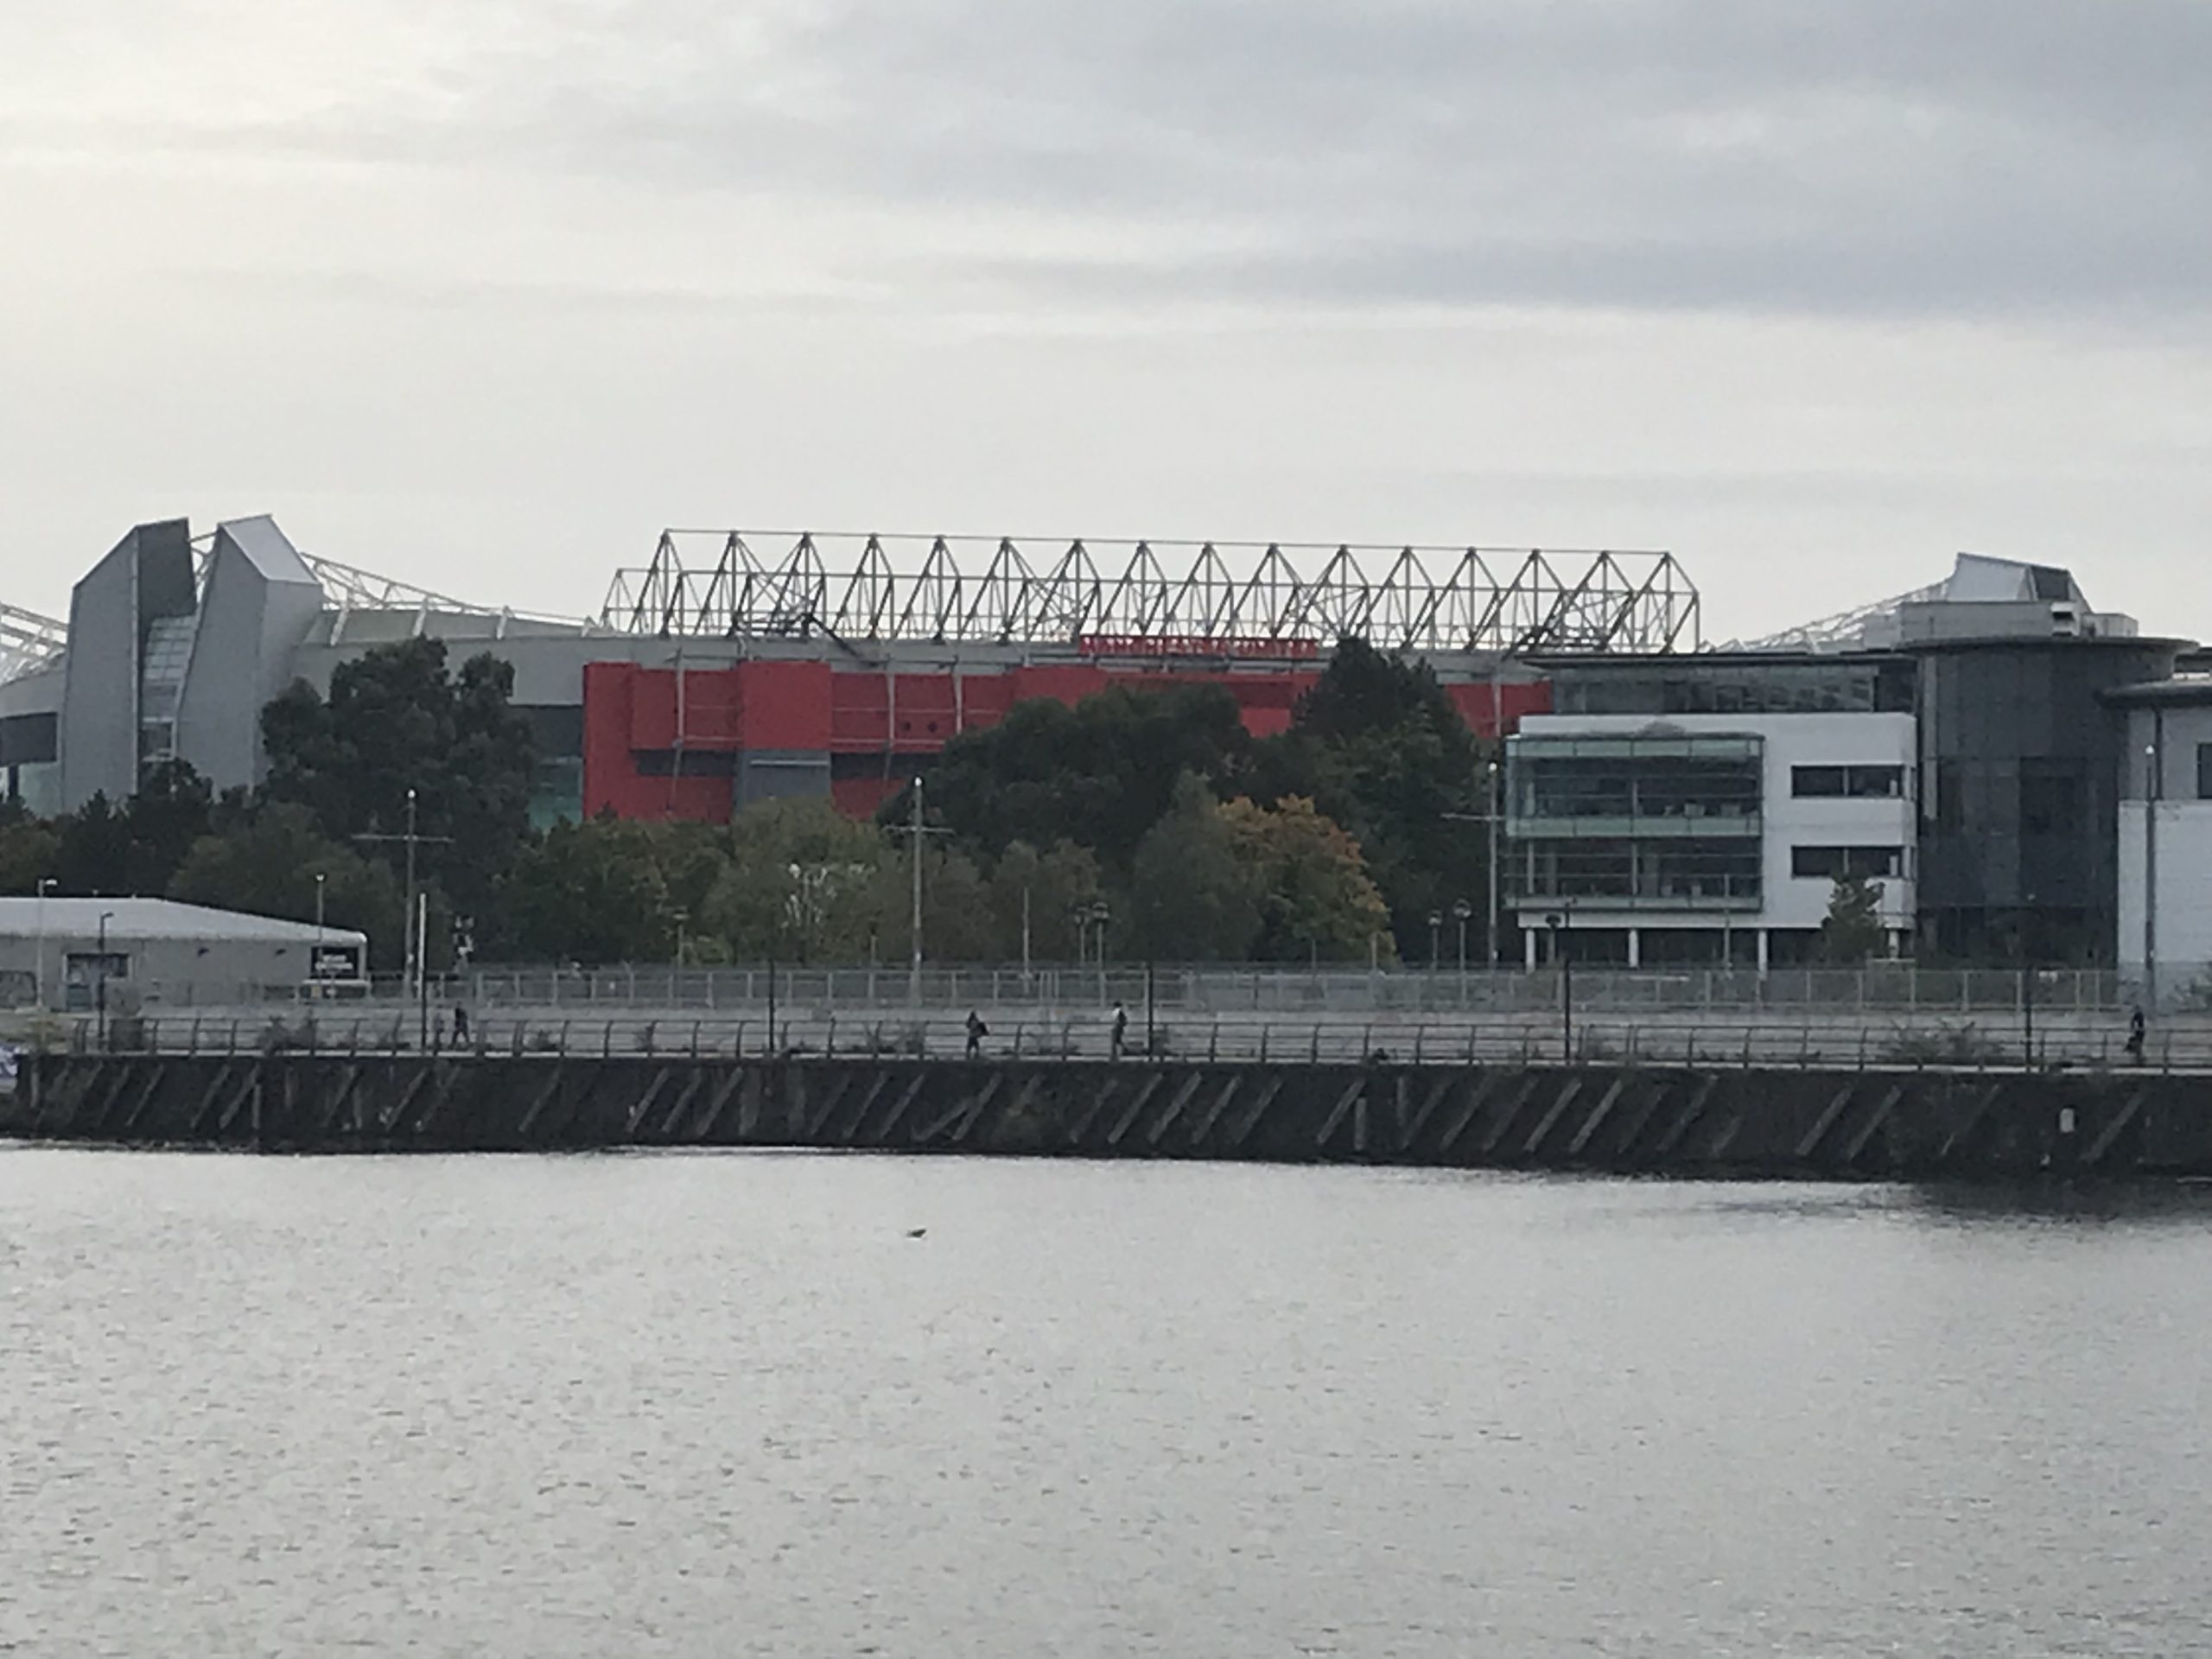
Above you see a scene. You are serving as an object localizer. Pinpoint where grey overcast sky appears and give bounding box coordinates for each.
[4,0,2210,641]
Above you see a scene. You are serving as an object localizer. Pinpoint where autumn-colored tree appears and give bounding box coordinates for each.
[1219,794,1393,963]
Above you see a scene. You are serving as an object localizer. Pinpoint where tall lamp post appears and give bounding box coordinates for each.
[1442,754,1505,969]
[1545,909,1572,1064]
[95,909,115,1051]
[2144,740,2161,1017]
[1453,899,1472,1000]
[1088,900,1112,1003]
[1485,758,1500,969]
[890,776,947,1007]
[34,876,55,1013]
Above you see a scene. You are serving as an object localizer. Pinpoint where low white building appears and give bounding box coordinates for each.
[0,897,366,1013]
[1508,655,1917,969]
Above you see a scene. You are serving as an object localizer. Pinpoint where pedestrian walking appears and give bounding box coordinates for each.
[2126,1006,2146,1065]
[1110,1001,1128,1060]
[453,1003,471,1046]
[965,1008,988,1059]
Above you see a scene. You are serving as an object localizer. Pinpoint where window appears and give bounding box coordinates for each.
[1791,765,1904,799]
[1792,845,1904,880]
[2197,743,2212,802]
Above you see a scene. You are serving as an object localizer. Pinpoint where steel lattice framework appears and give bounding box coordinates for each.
[601,532,1700,653]
[1,600,67,683]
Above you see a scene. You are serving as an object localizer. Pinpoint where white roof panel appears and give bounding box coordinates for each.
[0,896,365,946]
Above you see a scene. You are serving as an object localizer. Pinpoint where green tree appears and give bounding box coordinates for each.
[987,838,1103,961]
[868,842,1001,964]
[261,637,536,930]
[907,685,1253,874]
[1219,794,1393,962]
[168,804,410,969]
[51,793,133,895]
[1127,772,1262,961]
[1253,638,1491,957]
[705,798,890,962]
[0,814,60,895]
[1818,873,1888,963]
[118,760,214,895]
[503,817,684,964]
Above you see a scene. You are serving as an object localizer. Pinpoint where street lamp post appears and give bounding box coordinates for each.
[1442,756,1505,970]
[1546,910,1572,1064]
[2144,740,2161,1017]
[96,909,115,1050]
[888,777,947,1007]
[1486,758,1501,969]
[1089,900,1112,1003]
[1453,899,1472,1002]
[314,872,327,996]
[1428,911,1443,974]
[910,777,925,1005]
[34,876,55,1013]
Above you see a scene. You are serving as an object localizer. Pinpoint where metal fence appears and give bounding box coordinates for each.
[63,1004,2212,1074]
[133,962,2151,1018]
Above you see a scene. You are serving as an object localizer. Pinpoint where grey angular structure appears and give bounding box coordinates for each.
[60,519,197,809]
[171,516,327,794]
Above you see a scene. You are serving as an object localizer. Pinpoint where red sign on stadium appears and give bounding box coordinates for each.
[1076,634,1321,661]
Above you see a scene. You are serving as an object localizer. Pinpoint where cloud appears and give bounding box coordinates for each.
[10,0,2208,324]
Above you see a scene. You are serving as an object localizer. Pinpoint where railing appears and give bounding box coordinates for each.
[127,962,2146,1017]
[62,1007,2212,1073]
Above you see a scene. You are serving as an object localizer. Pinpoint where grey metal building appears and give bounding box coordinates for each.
[0,897,366,1013]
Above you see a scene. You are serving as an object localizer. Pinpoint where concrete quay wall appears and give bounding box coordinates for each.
[9,1053,2212,1179]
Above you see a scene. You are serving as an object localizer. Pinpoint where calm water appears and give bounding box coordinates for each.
[4,1151,2211,1657]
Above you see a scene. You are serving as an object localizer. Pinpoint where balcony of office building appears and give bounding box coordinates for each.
[1504,733,1764,840]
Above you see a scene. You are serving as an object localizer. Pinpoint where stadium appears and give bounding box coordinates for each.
[4,514,2210,982]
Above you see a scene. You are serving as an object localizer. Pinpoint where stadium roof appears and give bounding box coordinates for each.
[1,601,66,684]
[1729,553,2128,652]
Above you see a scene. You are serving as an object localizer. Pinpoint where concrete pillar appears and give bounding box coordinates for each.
[1756,929,1771,974]
[1627,928,1641,969]
[1524,928,1540,971]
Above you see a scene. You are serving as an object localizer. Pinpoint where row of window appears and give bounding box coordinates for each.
[1790,764,1905,799]
[1791,845,1904,881]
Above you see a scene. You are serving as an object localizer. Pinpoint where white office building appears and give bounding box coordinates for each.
[1507,654,1920,969]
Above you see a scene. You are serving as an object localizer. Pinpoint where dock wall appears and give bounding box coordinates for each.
[8,1053,2212,1178]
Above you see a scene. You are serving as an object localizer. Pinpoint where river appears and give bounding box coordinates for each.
[3,1149,2209,1656]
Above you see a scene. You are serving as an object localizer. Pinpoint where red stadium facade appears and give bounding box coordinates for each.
[582,654,1554,824]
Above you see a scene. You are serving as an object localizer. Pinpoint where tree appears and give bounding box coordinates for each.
[908,684,1254,874]
[1127,772,1262,962]
[51,793,133,896]
[503,817,686,965]
[0,815,60,895]
[706,798,890,962]
[1252,638,1491,957]
[168,804,410,969]
[117,760,215,895]
[1219,795,1393,962]
[1818,873,1887,963]
[261,638,536,930]
[987,839,1103,961]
